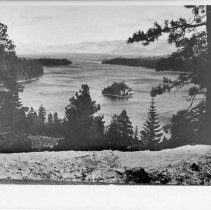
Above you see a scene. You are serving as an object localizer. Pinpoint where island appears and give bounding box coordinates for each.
[102,81,134,98]
[34,58,72,66]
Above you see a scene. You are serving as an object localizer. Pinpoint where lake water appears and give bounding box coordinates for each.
[20,54,191,130]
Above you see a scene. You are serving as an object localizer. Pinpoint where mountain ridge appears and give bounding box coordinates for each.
[18,40,176,55]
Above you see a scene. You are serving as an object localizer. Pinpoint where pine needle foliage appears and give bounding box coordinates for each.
[140,97,163,150]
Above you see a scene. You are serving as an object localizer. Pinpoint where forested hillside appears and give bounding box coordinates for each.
[13,57,72,81]
[102,57,158,69]
[0,55,44,82]
[16,58,44,81]
[102,54,193,72]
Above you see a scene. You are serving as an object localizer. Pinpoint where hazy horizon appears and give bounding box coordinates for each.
[0,4,192,55]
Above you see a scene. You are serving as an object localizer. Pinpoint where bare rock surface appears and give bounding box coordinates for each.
[0,145,211,184]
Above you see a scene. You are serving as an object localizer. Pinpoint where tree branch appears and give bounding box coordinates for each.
[128,21,206,44]
[168,22,206,30]
[187,94,197,110]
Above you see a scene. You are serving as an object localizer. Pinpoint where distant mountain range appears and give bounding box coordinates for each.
[18,40,176,56]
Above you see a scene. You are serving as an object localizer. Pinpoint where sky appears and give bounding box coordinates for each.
[0,4,192,54]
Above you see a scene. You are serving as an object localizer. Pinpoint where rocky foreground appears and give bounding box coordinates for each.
[0,145,211,185]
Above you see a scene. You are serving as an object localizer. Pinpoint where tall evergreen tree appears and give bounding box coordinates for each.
[134,126,139,141]
[106,114,121,147]
[26,107,39,134]
[38,104,46,125]
[0,22,31,152]
[27,107,37,122]
[0,22,26,132]
[47,113,53,127]
[106,110,134,149]
[140,97,163,150]
[53,112,59,125]
[128,5,211,143]
[117,109,134,143]
[65,84,100,124]
[57,84,104,150]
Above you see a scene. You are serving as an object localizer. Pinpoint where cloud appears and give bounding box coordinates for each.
[20,15,53,24]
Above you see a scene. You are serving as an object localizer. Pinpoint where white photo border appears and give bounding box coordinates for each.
[0,1,211,209]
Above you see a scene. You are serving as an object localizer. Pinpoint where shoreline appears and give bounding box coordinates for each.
[0,74,43,87]
[102,93,133,98]
[17,74,43,84]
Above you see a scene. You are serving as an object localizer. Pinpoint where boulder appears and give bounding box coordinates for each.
[125,167,151,184]
[190,163,200,171]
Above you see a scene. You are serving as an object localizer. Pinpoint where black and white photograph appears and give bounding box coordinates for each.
[0,0,211,187]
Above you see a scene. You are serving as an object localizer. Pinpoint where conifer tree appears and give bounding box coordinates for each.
[57,84,103,150]
[128,5,211,143]
[106,114,120,147]
[38,104,46,125]
[134,126,139,141]
[106,110,134,149]
[26,107,38,131]
[48,113,53,127]
[140,97,163,150]
[0,22,26,131]
[117,109,134,143]
[53,112,59,125]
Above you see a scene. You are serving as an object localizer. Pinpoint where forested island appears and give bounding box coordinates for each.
[102,81,134,98]
[34,58,72,66]
[102,54,193,72]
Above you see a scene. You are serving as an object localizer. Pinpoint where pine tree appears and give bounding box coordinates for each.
[128,6,211,143]
[38,104,46,124]
[48,113,53,127]
[106,110,134,149]
[106,114,120,147]
[117,109,134,143]
[26,107,37,125]
[51,112,62,137]
[26,107,39,134]
[134,126,139,141]
[53,112,59,125]
[0,22,26,132]
[140,97,163,150]
[57,84,103,150]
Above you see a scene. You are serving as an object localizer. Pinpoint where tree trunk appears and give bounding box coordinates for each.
[205,5,211,143]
